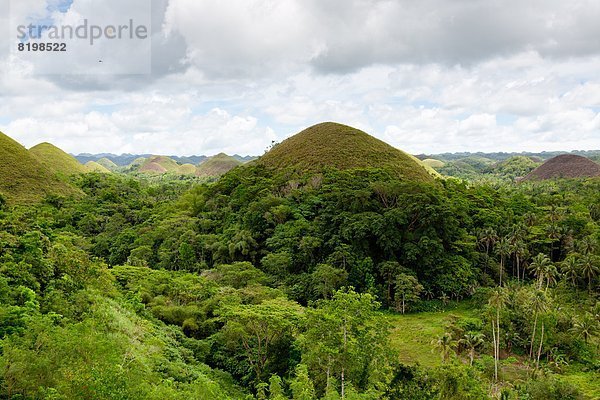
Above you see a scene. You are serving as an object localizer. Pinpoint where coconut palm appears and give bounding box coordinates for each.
[560,255,580,288]
[488,287,508,381]
[432,333,457,364]
[478,227,498,256]
[528,290,548,362]
[510,239,528,284]
[544,264,558,291]
[570,313,599,344]
[577,236,597,256]
[579,254,600,293]
[528,254,553,291]
[495,237,512,286]
[459,332,485,366]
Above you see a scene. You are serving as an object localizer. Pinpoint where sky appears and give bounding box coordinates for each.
[1,0,600,156]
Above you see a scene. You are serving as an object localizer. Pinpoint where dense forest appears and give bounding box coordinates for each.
[1,150,599,399]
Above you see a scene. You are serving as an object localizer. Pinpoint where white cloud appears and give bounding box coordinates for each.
[0,0,599,156]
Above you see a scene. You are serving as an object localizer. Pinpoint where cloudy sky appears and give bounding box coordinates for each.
[1,0,600,156]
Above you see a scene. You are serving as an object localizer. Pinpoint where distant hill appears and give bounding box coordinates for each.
[523,154,600,181]
[97,158,118,171]
[85,161,112,174]
[196,153,243,177]
[138,156,180,174]
[485,156,541,180]
[0,132,75,204]
[419,150,600,163]
[75,153,215,167]
[29,142,88,176]
[178,164,198,175]
[257,122,437,182]
[422,159,445,169]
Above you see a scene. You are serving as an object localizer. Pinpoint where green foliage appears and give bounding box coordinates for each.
[299,289,392,397]
[219,298,303,383]
[1,130,600,398]
[394,273,423,314]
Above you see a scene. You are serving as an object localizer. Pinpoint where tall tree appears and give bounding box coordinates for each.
[495,237,511,286]
[528,254,553,291]
[528,290,548,364]
[300,289,390,399]
[220,298,303,384]
[459,333,485,366]
[560,255,581,288]
[394,274,423,314]
[488,287,508,381]
[579,255,599,293]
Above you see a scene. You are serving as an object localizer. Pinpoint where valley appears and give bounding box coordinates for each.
[0,123,599,399]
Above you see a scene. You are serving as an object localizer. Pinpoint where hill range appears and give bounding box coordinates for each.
[0,133,76,204]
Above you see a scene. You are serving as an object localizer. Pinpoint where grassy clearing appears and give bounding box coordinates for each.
[559,370,600,399]
[386,302,478,368]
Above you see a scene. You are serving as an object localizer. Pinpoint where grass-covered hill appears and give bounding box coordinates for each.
[97,157,119,171]
[0,132,75,204]
[29,142,88,177]
[485,156,541,180]
[524,154,600,180]
[196,153,243,178]
[85,161,112,173]
[422,158,446,169]
[138,156,180,174]
[257,122,437,182]
[178,163,199,175]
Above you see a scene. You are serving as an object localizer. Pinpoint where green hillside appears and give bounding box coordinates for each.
[85,161,112,174]
[422,158,446,169]
[257,122,437,182]
[196,153,242,177]
[177,163,198,175]
[97,157,118,171]
[486,156,540,180]
[0,132,75,204]
[29,142,88,177]
[129,157,146,168]
[139,156,180,174]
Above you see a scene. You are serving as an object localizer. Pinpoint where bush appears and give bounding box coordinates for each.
[519,376,583,400]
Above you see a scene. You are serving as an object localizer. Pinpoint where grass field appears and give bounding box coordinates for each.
[385,303,600,399]
[386,302,478,367]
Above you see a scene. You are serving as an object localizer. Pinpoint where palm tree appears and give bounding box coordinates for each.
[432,333,456,364]
[478,227,498,275]
[495,237,512,286]
[511,239,528,284]
[528,290,548,362]
[579,254,600,293]
[439,292,449,306]
[459,332,485,366]
[577,236,597,256]
[478,227,498,257]
[488,287,508,381]
[544,264,558,291]
[546,223,562,258]
[528,254,553,291]
[560,255,580,288]
[570,313,599,344]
